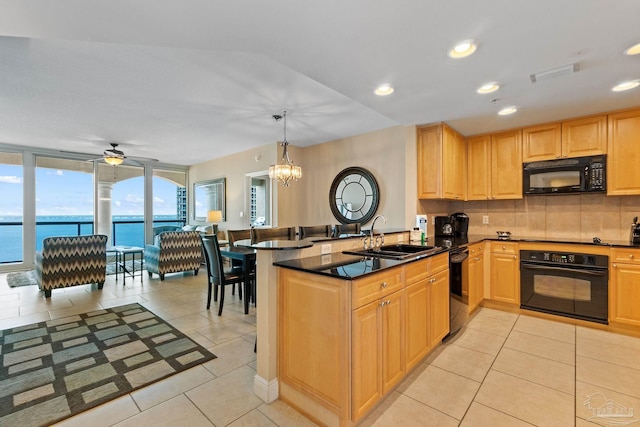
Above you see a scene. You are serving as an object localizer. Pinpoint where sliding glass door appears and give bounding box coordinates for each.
[0,152,24,264]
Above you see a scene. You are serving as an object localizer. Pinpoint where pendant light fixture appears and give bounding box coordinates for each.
[269,110,302,186]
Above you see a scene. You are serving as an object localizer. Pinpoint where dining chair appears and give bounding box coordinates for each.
[333,223,362,237]
[298,224,332,239]
[251,226,296,243]
[225,229,253,296]
[201,235,245,316]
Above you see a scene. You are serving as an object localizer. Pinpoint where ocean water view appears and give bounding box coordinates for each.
[0,215,183,264]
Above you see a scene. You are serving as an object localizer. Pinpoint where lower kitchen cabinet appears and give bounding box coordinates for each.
[352,289,404,419]
[278,253,450,426]
[610,248,640,328]
[405,253,449,371]
[467,243,485,312]
[490,242,520,305]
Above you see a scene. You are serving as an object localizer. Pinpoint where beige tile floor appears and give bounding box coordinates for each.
[2,270,640,427]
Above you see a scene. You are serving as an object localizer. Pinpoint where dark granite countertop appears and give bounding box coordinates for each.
[274,232,640,279]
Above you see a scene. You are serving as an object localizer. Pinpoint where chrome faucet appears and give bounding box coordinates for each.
[365,214,388,250]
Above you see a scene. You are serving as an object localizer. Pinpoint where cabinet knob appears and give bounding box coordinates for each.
[502,245,506,250]
[380,301,387,307]
[513,255,517,260]
[381,282,388,288]
[475,257,481,261]
[471,249,475,254]
[429,278,436,283]
[613,263,617,268]
[630,254,634,259]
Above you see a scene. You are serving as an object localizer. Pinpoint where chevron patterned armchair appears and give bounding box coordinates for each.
[145,231,202,281]
[35,234,108,298]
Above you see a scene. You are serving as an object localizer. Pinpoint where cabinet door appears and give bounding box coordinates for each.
[490,252,520,304]
[381,291,405,393]
[608,109,640,195]
[467,135,491,200]
[610,262,640,327]
[522,123,562,162]
[443,125,466,200]
[417,125,442,199]
[561,115,606,158]
[468,246,484,312]
[352,301,382,419]
[429,269,450,347]
[491,130,523,199]
[405,280,429,371]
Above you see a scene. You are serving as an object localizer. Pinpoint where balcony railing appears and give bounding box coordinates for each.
[0,218,185,264]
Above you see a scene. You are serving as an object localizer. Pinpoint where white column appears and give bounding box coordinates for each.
[97,182,114,245]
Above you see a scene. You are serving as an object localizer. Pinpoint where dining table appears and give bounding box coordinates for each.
[219,244,257,314]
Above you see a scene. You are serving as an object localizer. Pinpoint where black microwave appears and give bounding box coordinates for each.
[523,155,606,195]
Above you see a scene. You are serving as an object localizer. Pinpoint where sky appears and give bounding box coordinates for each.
[0,164,181,217]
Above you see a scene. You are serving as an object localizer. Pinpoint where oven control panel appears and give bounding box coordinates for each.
[521,250,608,268]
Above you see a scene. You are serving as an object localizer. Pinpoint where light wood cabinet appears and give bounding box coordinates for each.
[522,123,562,162]
[491,130,523,200]
[610,248,640,328]
[607,109,640,195]
[467,135,491,200]
[417,123,466,200]
[561,115,607,158]
[405,253,449,371]
[467,131,522,200]
[490,242,520,304]
[352,289,404,419]
[522,116,606,162]
[467,243,485,312]
[429,269,450,347]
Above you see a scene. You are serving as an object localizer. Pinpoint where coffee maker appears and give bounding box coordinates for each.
[450,212,469,238]
[631,216,640,244]
[434,216,454,237]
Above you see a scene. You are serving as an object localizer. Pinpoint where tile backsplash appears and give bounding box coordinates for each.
[419,194,640,243]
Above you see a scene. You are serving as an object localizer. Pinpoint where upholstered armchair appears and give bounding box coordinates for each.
[145,231,203,280]
[35,234,108,298]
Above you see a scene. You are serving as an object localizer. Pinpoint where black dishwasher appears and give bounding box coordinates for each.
[446,246,469,340]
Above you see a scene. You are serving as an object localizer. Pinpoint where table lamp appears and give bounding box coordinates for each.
[207,210,223,235]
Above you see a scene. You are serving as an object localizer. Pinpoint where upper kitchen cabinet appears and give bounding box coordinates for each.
[522,123,562,162]
[608,108,640,195]
[467,135,491,200]
[522,115,606,162]
[417,123,466,200]
[492,130,523,199]
[467,130,523,200]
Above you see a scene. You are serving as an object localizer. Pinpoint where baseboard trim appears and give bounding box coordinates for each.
[254,374,279,403]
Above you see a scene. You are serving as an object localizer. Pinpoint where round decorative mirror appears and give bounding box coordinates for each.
[329,167,380,224]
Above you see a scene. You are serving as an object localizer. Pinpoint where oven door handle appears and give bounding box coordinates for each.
[520,263,607,277]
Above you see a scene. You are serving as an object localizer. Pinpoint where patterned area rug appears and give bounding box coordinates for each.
[0,303,216,426]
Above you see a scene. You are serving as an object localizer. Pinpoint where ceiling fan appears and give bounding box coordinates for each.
[89,143,158,166]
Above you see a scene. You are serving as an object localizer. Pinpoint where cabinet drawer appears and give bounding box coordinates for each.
[468,243,484,257]
[405,252,449,284]
[352,268,404,309]
[491,242,518,254]
[611,248,640,264]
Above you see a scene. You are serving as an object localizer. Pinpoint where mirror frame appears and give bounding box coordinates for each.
[329,166,380,224]
[193,178,226,221]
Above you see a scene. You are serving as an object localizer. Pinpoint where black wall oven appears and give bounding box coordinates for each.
[520,250,608,324]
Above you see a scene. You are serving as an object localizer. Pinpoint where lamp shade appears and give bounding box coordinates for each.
[207,210,223,223]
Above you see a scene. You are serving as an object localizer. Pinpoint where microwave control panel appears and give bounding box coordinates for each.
[588,161,605,190]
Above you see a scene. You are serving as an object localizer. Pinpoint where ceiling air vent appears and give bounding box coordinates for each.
[530,63,580,83]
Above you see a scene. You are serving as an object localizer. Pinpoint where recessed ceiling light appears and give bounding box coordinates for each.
[623,43,640,56]
[448,40,477,58]
[498,106,518,116]
[374,84,394,96]
[612,80,640,92]
[477,82,500,94]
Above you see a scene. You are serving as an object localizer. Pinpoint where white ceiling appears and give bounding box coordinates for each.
[1,0,639,165]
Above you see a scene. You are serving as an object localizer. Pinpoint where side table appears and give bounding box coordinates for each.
[110,246,144,285]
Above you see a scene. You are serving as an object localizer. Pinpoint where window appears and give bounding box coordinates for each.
[0,152,23,264]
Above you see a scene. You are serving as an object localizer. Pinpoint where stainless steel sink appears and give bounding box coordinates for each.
[343,244,442,260]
